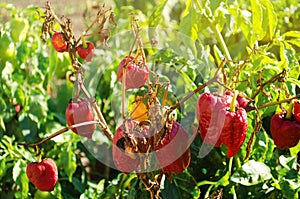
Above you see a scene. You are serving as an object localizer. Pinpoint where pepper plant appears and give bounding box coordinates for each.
[0,0,299,199]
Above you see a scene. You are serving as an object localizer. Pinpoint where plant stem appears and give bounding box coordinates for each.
[78,79,113,141]
[18,121,99,147]
[245,94,300,112]
[230,90,238,112]
[81,35,88,49]
[286,100,294,120]
[251,69,286,99]
[197,180,218,187]
[195,0,233,65]
[122,67,126,120]
[170,75,219,112]
[258,94,300,110]
[36,146,42,162]
[212,24,233,64]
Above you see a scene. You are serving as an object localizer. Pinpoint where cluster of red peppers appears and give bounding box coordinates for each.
[270,101,300,149]
[196,91,249,158]
[112,120,190,174]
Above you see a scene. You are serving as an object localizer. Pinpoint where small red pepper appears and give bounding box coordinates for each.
[112,120,149,173]
[270,111,300,149]
[197,91,248,158]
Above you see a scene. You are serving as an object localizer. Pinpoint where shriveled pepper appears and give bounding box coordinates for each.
[112,120,149,173]
[270,110,300,149]
[197,91,248,158]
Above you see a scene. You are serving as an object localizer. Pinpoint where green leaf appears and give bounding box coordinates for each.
[251,0,264,40]
[280,178,300,199]
[13,160,29,198]
[287,39,300,48]
[34,190,56,199]
[0,117,5,131]
[148,0,167,29]
[252,130,274,162]
[72,177,85,193]
[249,0,277,43]
[19,114,38,141]
[231,160,272,186]
[172,171,200,199]
[290,141,300,156]
[12,159,21,182]
[16,40,30,64]
[228,7,254,45]
[96,179,105,193]
[162,178,181,199]
[260,0,277,40]
[61,148,77,182]
[0,155,8,180]
[209,0,222,13]
[179,3,199,57]
[28,93,48,123]
[282,31,300,38]
[148,0,167,42]
[279,155,298,171]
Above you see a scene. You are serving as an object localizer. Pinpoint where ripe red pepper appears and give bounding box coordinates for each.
[154,121,190,173]
[294,100,300,123]
[65,98,95,139]
[270,111,300,149]
[117,55,149,90]
[112,120,149,173]
[197,91,248,158]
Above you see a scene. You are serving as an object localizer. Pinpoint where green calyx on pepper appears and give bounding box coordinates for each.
[196,91,248,158]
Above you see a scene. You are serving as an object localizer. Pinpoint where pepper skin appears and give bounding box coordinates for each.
[117,55,149,90]
[294,100,300,123]
[154,121,191,173]
[270,111,300,149]
[197,92,248,158]
[112,120,149,173]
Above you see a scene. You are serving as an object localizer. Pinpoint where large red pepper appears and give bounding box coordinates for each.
[270,111,300,149]
[197,91,248,158]
[154,121,190,173]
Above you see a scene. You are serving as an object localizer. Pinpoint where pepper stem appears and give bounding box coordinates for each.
[285,100,294,120]
[36,146,42,162]
[81,35,88,49]
[230,90,238,112]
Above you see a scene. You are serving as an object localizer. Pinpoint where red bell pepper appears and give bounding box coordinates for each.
[197,91,248,158]
[270,111,300,149]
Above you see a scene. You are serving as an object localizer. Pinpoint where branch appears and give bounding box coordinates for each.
[251,69,287,99]
[245,94,300,112]
[170,75,219,112]
[18,121,99,147]
[138,174,161,199]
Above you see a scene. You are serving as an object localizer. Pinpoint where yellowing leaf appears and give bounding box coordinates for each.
[131,102,148,122]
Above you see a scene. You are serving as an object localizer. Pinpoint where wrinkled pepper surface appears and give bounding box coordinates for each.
[197,91,248,157]
[154,121,191,173]
[270,111,300,149]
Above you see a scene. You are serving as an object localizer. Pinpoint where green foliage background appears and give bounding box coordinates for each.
[0,0,299,198]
